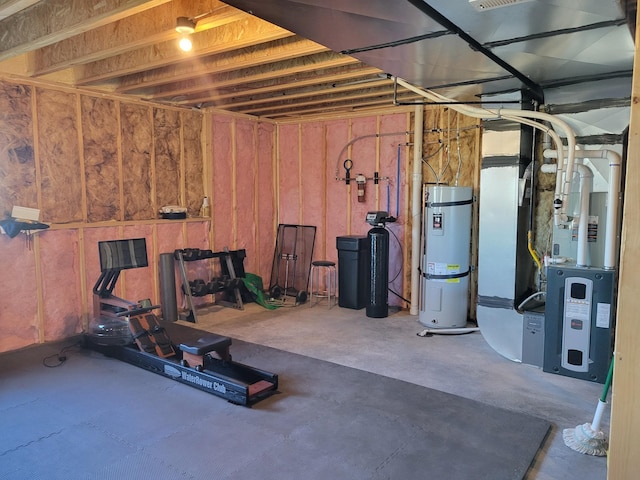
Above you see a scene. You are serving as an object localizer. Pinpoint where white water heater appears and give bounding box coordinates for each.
[419,186,473,328]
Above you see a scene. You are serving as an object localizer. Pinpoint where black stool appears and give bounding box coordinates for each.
[309,260,336,309]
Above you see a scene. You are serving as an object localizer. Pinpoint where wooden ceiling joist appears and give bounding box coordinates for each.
[116,36,330,94]
[152,54,363,103]
[0,0,40,20]
[30,1,243,76]
[212,78,393,110]
[187,67,385,106]
[75,15,293,86]
[0,0,170,61]
[236,85,404,115]
[0,1,416,119]
[256,93,424,119]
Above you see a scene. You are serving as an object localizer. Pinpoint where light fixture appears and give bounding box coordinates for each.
[176,16,196,52]
[176,16,196,34]
[179,36,193,52]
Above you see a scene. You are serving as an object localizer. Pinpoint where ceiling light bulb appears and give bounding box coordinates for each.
[176,16,196,35]
[179,36,193,52]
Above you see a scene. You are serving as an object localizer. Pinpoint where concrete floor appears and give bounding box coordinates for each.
[190,299,608,480]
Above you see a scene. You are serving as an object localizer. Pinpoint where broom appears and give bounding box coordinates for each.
[562,358,614,456]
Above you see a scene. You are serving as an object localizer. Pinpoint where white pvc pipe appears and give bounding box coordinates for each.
[544,149,621,269]
[574,164,593,267]
[410,105,424,315]
[542,153,592,266]
[605,157,621,269]
[395,77,578,223]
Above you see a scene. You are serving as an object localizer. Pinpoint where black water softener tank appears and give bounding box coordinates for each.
[365,212,395,318]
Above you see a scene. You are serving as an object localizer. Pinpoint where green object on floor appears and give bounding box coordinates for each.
[242,273,279,310]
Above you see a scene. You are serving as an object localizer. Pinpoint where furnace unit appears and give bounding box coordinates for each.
[543,265,615,383]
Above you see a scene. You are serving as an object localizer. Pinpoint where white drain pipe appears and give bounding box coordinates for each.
[410,105,424,315]
[395,77,578,226]
[574,164,593,267]
[543,148,621,269]
[541,160,592,266]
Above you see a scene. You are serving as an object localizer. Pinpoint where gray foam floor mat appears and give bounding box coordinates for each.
[1,339,550,480]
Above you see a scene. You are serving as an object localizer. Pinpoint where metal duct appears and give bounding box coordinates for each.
[476,100,536,362]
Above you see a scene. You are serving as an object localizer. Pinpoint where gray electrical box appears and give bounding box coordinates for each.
[522,307,545,368]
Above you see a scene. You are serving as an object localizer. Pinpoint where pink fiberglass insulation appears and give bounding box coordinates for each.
[157,222,186,255]
[122,224,155,304]
[0,234,39,352]
[185,222,213,307]
[325,119,350,254]
[350,116,378,237]
[39,229,83,341]
[83,226,120,311]
[379,114,409,307]
[234,120,257,271]
[211,115,234,250]
[157,221,189,309]
[277,124,300,225]
[256,122,276,281]
[300,123,325,260]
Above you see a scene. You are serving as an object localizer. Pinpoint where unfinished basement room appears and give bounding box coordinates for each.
[1,1,639,479]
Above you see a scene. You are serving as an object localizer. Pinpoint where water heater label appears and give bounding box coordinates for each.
[596,303,611,328]
[427,262,462,282]
[427,262,460,275]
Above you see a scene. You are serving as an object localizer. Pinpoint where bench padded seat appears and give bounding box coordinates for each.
[162,321,232,355]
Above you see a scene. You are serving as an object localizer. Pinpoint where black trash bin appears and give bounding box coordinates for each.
[336,236,369,309]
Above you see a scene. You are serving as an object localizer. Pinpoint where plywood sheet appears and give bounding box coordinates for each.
[183,111,204,217]
[81,96,120,222]
[39,229,82,341]
[37,88,82,223]
[0,80,35,217]
[121,103,153,221]
[154,108,181,211]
